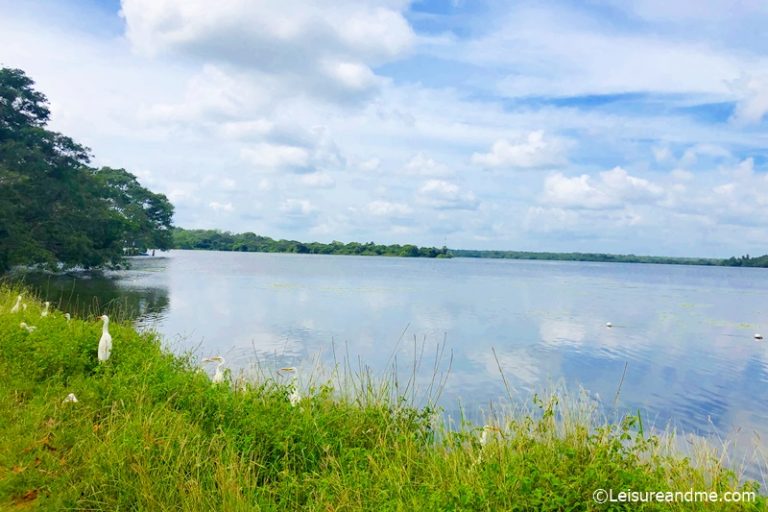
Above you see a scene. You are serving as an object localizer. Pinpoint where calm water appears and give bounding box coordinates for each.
[15,250,768,477]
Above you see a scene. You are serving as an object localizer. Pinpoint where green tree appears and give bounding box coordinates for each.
[0,67,173,271]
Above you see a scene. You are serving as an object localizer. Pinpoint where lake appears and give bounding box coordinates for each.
[14,250,768,479]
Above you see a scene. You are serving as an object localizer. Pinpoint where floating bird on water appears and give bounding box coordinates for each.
[755,333,764,340]
[19,322,36,333]
[605,322,613,328]
[10,295,22,314]
[62,393,79,404]
[41,301,50,317]
[202,356,226,383]
[97,315,112,362]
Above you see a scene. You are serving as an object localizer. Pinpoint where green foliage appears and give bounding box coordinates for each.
[0,287,764,510]
[0,68,173,272]
[173,228,451,258]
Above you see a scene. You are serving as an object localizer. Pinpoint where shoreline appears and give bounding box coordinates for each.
[1,287,764,509]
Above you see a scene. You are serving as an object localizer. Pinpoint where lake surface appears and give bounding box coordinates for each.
[14,250,768,479]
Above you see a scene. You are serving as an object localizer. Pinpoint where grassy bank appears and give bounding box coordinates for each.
[0,288,764,510]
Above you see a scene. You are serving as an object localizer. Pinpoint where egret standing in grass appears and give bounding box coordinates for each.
[279,367,301,406]
[64,313,71,322]
[19,322,36,333]
[10,295,22,314]
[97,315,112,362]
[41,301,50,317]
[202,356,226,383]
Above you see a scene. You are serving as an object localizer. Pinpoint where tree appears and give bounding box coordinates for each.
[0,67,173,271]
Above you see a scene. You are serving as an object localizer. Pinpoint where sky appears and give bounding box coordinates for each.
[2,0,768,257]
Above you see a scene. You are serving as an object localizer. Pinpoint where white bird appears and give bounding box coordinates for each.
[755,333,764,340]
[288,385,301,407]
[19,322,36,333]
[97,315,112,362]
[10,295,22,314]
[64,313,71,322]
[62,393,79,404]
[202,356,226,383]
[279,367,301,406]
[41,301,50,317]
[605,322,613,328]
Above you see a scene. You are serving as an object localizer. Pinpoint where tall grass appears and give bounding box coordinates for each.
[0,287,764,510]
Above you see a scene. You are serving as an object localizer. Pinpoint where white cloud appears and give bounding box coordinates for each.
[208,201,234,212]
[120,0,414,101]
[280,198,316,216]
[472,131,567,170]
[542,167,664,210]
[241,143,310,171]
[417,179,478,210]
[403,152,450,176]
[367,200,413,217]
[299,172,335,188]
[731,76,768,125]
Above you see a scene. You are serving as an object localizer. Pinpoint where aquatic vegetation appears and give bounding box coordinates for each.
[0,287,764,510]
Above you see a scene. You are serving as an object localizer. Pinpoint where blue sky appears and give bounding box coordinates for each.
[2,0,768,257]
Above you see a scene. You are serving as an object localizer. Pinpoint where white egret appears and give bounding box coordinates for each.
[10,295,22,314]
[62,393,79,404]
[41,301,50,317]
[64,313,71,322]
[755,333,764,340]
[202,356,226,383]
[19,322,36,333]
[279,367,301,406]
[97,315,112,362]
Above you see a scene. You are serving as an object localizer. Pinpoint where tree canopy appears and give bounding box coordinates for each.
[0,67,173,272]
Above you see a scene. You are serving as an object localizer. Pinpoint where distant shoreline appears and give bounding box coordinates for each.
[172,228,768,268]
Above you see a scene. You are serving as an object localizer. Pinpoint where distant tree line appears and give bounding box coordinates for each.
[721,254,768,267]
[450,249,768,268]
[0,68,173,272]
[172,228,451,258]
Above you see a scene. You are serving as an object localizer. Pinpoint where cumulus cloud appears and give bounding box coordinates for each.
[542,167,664,210]
[208,201,234,212]
[403,152,451,176]
[417,179,479,210]
[471,131,567,170]
[367,200,413,217]
[120,0,414,101]
[241,143,310,171]
[731,76,768,125]
[299,172,335,188]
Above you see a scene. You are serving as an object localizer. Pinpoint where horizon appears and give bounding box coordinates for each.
[2,1,768,258]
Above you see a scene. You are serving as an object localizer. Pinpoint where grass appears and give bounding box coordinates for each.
[0,287,765,510]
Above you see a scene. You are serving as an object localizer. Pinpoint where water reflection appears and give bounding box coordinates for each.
[8,257,170,322]
[7,250,768,480]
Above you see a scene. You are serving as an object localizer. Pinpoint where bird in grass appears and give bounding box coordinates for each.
[97,315,112,362]
[279,367,301,406]
[10,295,22,314]
[64,313,71,322]
[19,322,36,333]
[62,393,79,404]
[202,356,226,383]
[41,301,50,317]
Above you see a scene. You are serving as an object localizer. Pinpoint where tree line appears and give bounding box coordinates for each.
[0,68,173,272]
[172,228,451,258]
